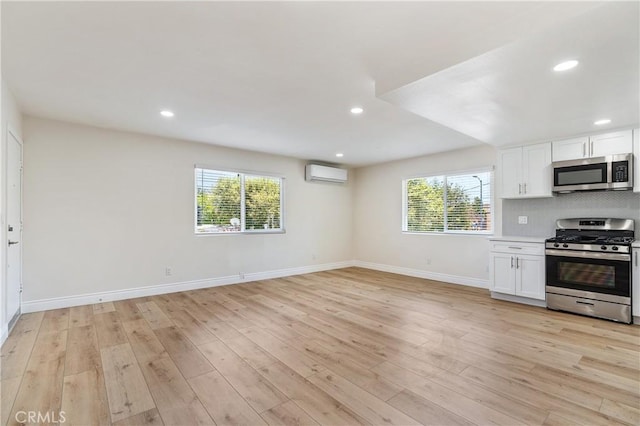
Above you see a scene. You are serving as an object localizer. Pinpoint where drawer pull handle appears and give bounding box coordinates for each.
[576,300,595,306]
[508,246,523,250]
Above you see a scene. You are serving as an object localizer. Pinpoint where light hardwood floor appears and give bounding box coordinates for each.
[1,267,639,425]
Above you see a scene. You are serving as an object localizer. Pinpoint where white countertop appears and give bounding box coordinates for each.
[633,241,640,248]
[488,236,546,244]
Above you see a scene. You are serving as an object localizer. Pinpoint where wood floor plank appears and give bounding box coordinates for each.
[599,399,640,425]
[138,356,213,425]
[114,298,146,322]
[223,334,279,370]
[100,343,156,423]
[387,389,474,426]
[461,365,623,426]
[429,366,549,424]
[307,369,422,425]
[8,330,68,426]
[163,309,218,345]
[261,400,319,426]
[94,311,128,348]
[1,377,22,426]
[39,308,70,333]
[69,305,94,328]
[241,327,325,377]
[112,408,164,426]
[197,340,287,413]
[372,360,522,425]
[189,370,266,426]
[289,337,402,401]
[1,312,44,380]
[64,324,102,376]
[255,360,367,425]
[93,302,116,314]
[153,326,214,379]
[61,368,110,425]
[137,301,173,330]
[4,268,639,426]
[121,319,168,363]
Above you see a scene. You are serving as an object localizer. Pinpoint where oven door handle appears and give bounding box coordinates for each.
[545,249,630,262]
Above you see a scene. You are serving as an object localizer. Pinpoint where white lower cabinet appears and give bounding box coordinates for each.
[489,240,545,301]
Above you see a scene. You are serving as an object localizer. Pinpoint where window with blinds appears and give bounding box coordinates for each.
[195,168,283,234]
[403,170,492,234]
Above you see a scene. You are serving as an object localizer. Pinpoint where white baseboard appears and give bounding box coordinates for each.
[1,325,7,346]
[490,291,547,308]
[21,259,488,314]
[353,260,489,289]
[21,260,355,313]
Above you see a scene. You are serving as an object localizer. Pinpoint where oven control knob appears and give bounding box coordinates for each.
[554,243,560,248]
[612,246,619,251]
[562,244,568,248]
[600,245,607,250]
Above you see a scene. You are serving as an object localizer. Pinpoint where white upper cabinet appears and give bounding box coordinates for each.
[499,147,522,199]
[498,142,551,199]
[590,130,633,157]
[552,130,633,162]
[634,128,639,193]
[522,143,552,197]
[551,136,589,162]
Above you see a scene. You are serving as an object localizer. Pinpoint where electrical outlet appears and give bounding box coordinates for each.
[165,267,172,276]
[518,216,528,225]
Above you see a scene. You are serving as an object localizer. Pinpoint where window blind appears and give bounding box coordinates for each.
[404,170,491,233]
[195,168,283,234]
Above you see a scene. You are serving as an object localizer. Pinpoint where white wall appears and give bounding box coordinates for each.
[353,145,500,287]
[1,78,24,340]
[22,117,353,306]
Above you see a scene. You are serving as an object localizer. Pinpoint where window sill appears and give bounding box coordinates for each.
[195,229,286,236]
[402,231,493,237]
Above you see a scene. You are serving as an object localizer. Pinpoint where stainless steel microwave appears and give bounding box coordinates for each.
[552,154,633,193]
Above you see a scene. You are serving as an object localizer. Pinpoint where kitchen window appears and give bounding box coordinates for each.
[195,167,284,234]
[402,170,492,234]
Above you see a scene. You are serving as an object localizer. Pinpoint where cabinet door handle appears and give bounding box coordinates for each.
[511,256,514,268]
[523,183,527,194]
[590,141,594,157]
[583,143,586,157]
[518,183,522,195]
[516,257,520,269]
[635,252,638,267]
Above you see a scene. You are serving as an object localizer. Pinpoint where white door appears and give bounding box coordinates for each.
[516,255,545,300]
[6,130,22,323]
[490,252,515,295]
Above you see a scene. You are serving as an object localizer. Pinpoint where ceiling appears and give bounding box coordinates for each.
[2,1,637,167]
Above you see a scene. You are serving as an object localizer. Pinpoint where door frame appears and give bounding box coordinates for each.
[5,125,24,331]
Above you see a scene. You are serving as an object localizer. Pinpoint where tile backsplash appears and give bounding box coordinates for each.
[502,191,640,238]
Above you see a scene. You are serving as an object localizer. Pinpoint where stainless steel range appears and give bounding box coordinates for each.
[545,218,635,323]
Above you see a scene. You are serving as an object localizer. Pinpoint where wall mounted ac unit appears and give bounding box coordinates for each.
[305,164,348,183]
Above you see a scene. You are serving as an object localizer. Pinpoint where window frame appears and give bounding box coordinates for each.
[402,168,494,236]
[194,165,286,235]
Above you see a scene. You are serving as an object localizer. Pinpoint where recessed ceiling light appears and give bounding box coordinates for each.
[160,110,175,118]
[350,107,364,114]
[553,60,579,72]
[336,153,344,158]
[594,119,611,125]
